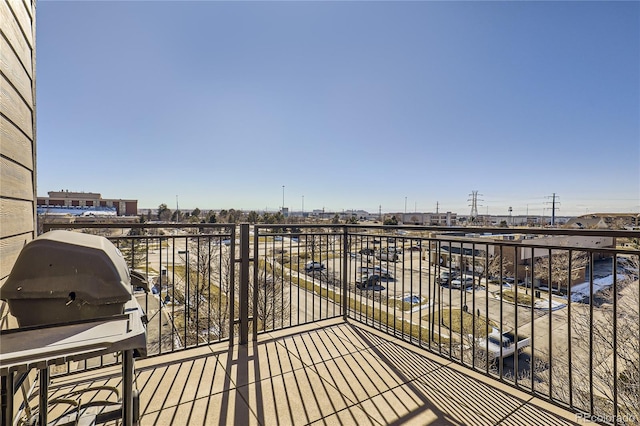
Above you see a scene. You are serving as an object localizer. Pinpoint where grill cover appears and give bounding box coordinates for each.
[2,230,133,327]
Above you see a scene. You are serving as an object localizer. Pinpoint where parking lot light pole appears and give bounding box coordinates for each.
[525,265,529,295]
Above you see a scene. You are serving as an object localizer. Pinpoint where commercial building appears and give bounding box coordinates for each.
[37,191,138,216]
[400,212,458,226]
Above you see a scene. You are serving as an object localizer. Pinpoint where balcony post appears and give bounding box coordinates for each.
[123,349,134,425]
[1,372,14,426]
[39,368,49,425]
[239,223,250,345]
[342,226,349,321]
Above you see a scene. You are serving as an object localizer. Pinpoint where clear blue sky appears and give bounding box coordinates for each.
[36,1,639,216]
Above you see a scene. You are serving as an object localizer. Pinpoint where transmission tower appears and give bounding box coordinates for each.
[468,191,483,222]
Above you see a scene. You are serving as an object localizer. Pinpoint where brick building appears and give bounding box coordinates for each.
[37,191,138,216]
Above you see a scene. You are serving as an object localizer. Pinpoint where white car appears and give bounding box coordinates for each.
[450,276,475,289]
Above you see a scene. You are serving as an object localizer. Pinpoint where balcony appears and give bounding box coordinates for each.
[41,319,582,425]
[2,223,638,425]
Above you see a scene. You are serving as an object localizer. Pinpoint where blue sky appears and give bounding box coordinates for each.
[36,1,639,216]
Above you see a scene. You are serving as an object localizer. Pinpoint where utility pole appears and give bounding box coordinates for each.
[544,193,560,226]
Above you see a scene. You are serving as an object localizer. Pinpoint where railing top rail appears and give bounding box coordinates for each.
[42,222,640,239]
[346,224,640,238]
[43,222,236,231]
[253,223,639,238]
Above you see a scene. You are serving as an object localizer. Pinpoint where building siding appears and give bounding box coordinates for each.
[0,0,36,327]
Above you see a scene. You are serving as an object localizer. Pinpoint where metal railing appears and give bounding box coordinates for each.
[38,222,639,424]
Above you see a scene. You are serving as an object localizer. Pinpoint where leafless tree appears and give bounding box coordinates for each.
[251,259,290,331]
[487,247,516,279]
[514,255,639,421]
[302,233,322,260]
[534,250,588,291]
[185,238,222,295]
[178,239,233,343]
[549,290,637,420]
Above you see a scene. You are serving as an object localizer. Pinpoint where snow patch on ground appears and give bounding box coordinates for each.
[567,274,626,302]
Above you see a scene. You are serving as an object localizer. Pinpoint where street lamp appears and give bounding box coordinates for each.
[525,265,529,295]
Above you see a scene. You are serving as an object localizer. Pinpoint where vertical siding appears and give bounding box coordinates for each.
[0,0,36,324]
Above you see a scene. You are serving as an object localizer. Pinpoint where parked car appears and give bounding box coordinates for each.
[450,276,475,289]
[304,261,324,272]
[383,246,402,254]
[356,273,381,289]
[357,266,392,279]
[439,270,459,285]
[375,252,398,262]
[408,246,422,252]
[359,248,375,256]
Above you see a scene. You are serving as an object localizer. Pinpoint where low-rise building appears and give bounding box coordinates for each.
[37,190,138,216]
[429,233,615,292]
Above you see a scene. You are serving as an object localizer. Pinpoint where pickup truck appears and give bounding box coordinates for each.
[473,329,530,361]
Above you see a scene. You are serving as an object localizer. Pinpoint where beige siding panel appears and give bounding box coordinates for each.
[0,0,32,73]
[0,198,33,238]
[1,0,34,336]
[21,0,34,20]
[0,115,33,168]
[0,34,33,105]
[0,73,33,138]
[0,232,30,280]
[0,157,33,200]
[7,0,33,49]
